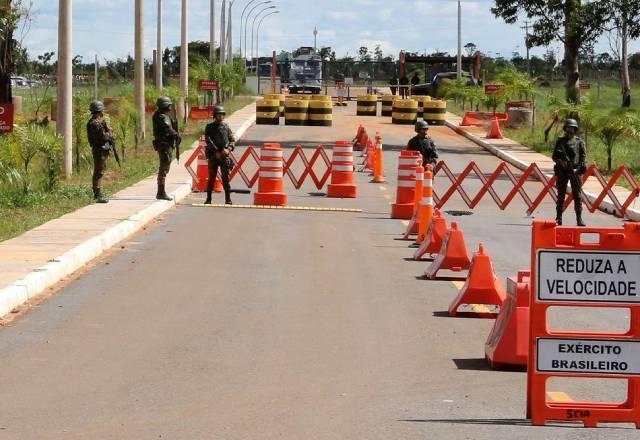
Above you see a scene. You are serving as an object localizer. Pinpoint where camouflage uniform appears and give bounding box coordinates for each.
[407,134,438,167]
[86,116,113,199]
[552,135,587,225]
[152,110,179,197]
[204,120,236,204]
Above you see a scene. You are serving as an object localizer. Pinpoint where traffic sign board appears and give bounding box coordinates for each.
[579,83,592,90]
[484,84,505,95]
[0,103,14,133]
[537,250,640,303]
[537,337,640,376]
[198,80,219,91]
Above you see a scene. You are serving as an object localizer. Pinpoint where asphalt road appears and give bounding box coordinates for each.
[0,103,635,439]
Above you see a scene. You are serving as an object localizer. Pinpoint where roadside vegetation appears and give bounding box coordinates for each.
[440,67,640,178]
[1,71,254,242]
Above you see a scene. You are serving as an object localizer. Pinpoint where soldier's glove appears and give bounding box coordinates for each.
[577,165,587,175]
[228,143,236,152]
[176,135,182,145]
[101,144,112,152]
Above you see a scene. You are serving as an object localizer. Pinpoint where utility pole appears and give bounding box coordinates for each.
[226,0,235,64]
[181,0,189,119]
[135,0,145,138]
[210,0,216,62]
[457,0,462,80]
[94,54,99,100]
[58,0,72,178]
[314,26,317,52]
[220,0,226,64]
[521,20,531,77]
[157,0,163,88]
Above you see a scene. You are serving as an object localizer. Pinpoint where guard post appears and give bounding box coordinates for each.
[528,220,640,428]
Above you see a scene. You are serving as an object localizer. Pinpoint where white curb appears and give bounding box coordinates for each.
[444,120,640,222]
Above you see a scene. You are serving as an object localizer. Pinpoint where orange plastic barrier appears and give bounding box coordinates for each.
[413,208,447,261]
[485,270,530,369]
[460,111,509,127]
[402,166,424,240]
[416,165,435,244]
[528,221,640,428]
[424,222,471,280]
[391,150,422,219]
[189,106,214,120]
[448,243,506,318]
[254,143,288,206]
[432,161,640,218]
[327,141,357,198]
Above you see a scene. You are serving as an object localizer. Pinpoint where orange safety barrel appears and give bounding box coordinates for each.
[327,141,357,198]
[254,143,288,206]
[391,150,422,219]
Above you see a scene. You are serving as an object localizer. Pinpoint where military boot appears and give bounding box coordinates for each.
[204,192,212,205]
[94,188,109,204]
[555,206,563,226]
[575,203,586,227]
[156,183,172,201]
[225,191,232,205]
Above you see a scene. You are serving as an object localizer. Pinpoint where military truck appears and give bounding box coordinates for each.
[286,47,322,94]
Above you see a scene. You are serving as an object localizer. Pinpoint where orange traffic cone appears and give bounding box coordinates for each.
[413,209,447,261]
[402,166,424,239]
[448,244,506,318]
[390,150,422,219]
[327,141,357,198]
[485,270,531,369]
[487,115,504,139]
[424,222,471,280]
[352,125,364,150]
[372,133,386,183]
[415,164,434,244]
[366,140,375,172]
[254,143,288,206]
[192,136,209,192]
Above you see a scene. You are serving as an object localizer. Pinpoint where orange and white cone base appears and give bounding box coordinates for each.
[448,243,507,318]
[328,141,357,198]
[424,221,471,280]
[254,143,288,206]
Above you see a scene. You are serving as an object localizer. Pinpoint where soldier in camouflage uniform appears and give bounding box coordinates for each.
[204,106,236,205]
[86,101,113,204]
[552,118,587,226]
[407,120,438,168]
[152,96,180,201]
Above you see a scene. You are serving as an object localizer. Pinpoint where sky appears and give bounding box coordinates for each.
[19,0,640,64]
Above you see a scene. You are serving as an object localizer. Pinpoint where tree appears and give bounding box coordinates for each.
[358,46,370,62]
[0,1,31,103]
[594,110,640,172]
[374,44,383,62]
[605,0,640,107]
[464,42,477,57]
[492,0,608,103]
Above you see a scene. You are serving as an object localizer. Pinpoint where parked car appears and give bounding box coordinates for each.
[411,72,480,97]
[11,76,30,88]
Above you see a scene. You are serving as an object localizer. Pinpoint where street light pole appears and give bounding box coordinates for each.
[220,0,226,64]
[157,0,163,88]
[58,0,72,178]
[210,0,216,62]
[227,0,236,64]
[457,0,462,80]
[181,0,189,120]
[245,1,272,68]
[135,0,145,137]
[251,5,276,71]
[240,0,259,59]
[256,10,279,94]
